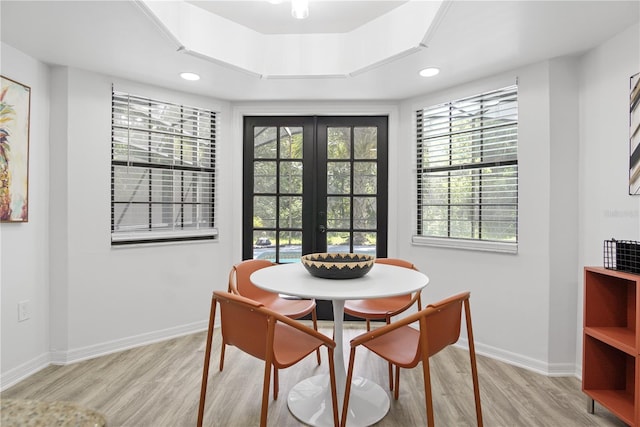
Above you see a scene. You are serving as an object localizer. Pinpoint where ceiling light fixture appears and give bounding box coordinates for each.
[291,0,309,19]
[180,72,200,81]
[419,67,440,77]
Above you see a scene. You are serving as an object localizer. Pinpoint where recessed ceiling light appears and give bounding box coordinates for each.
[419,67,440,78]
[180,72,200,81]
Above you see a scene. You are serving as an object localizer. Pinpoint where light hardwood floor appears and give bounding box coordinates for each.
[1,322,627,426]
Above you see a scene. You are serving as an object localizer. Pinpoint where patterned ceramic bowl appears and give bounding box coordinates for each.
[301,253,375,279]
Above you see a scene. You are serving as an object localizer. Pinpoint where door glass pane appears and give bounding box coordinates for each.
[354,231,376,254]
[254,127,277,158]
[327,196,351,229]
[279,196,302,229]
[280,161,303,193]
[327,162,351,194]
[253,196,276,228]
[254,230,276,259]
[279,231,302,263]
[354,162,376,194]
[327,127,351,159]
[354,127,377,159]
[254,161,276,193]
[327,231,350,253]
[251,123,306,262]
[353,197,377,229]
[279,126,303,159]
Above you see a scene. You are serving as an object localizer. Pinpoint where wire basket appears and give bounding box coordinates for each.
[604,239,640,274]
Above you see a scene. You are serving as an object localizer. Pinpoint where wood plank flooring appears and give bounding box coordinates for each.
[1,322,627,426]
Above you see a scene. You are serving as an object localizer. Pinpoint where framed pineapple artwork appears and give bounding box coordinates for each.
[0,75,30,222]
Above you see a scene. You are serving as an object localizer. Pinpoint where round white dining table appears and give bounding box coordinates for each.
[250,262,429,427]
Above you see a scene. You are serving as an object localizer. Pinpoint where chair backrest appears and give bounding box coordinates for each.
[214,291,272,361]
[351,292,469,362]
[375,257,417,271]
[420,292,466,357]
[228,259,276,302]
[374,257,422,311]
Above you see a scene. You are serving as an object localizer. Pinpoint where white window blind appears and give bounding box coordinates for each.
[111,89,217,244]
[415,85,518,251]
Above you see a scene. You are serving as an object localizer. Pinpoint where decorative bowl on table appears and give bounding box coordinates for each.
[301,253,375,279]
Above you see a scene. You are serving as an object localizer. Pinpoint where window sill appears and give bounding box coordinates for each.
[412,235,518,254]
[112,229,218,246]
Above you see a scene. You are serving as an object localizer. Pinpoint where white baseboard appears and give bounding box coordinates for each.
[1,320,208,391]
[574,363,583,380]
[456,338,579,377]
[51,320,208,365]
[0,353,51,392]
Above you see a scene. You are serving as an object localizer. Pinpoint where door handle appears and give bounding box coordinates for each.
[318,211,326,233]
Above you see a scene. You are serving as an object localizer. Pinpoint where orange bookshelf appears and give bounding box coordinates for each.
[583,266,640,425]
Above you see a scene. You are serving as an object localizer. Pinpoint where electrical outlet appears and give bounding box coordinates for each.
[18,300,30,322]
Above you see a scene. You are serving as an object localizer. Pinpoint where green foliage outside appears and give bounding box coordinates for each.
[253,126,379,251]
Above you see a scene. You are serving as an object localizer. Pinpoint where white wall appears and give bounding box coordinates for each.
[0,43,51,386]
[46,68,234,363]
[1,56,236,388]
[396,23,640,376]
[576,23,640,372]
[398,64,571,374]
[548,57,580,371]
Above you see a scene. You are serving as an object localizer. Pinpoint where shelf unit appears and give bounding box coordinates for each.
[583,266,640,426]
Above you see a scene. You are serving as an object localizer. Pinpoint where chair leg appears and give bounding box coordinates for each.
[464,299,483,427]
[421,358,435,427]
[197,296,217,427]
[312,308,321,365]
[327,347,339,427]
[261,361,272,427]
[394,366,401,400]
[365,319,371,331]
[219,342,226,371]
[386,316,393,391]
[341,347,358,427]
[273,366,279,400]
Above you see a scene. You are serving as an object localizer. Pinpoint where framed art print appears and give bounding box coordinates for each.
[0,75,31,222]
[629,72,640,194]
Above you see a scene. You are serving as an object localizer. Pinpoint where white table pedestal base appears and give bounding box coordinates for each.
[287,374,390,427]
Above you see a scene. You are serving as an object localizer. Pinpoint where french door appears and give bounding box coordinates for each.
[242,116,388,318]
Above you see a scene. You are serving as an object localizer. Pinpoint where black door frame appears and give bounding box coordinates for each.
[242,115,389,319]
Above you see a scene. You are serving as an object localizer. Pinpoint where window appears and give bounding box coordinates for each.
[111,89,216,244]
[415,85,518,253]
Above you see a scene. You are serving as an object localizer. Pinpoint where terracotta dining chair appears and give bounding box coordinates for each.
[228,259,321,366]
[197,291,339,427]
[343,257,422,390]
[341,292,482,427]
[344,258,422,330]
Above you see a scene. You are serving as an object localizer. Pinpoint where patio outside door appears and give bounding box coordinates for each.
[243,116,388,319]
